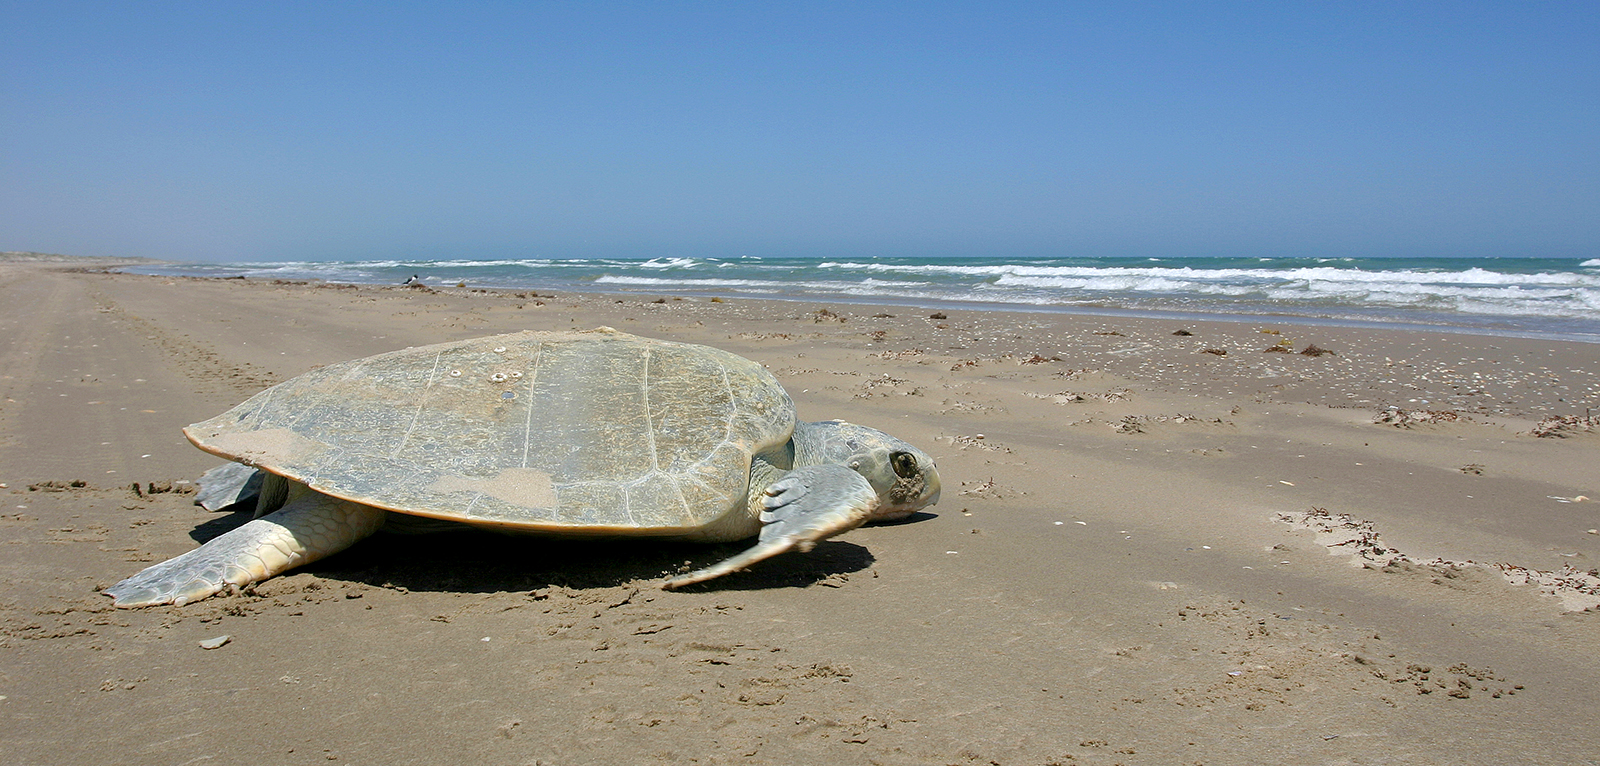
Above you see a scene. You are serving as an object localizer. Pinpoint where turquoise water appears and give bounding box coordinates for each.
[131,255,1600,342]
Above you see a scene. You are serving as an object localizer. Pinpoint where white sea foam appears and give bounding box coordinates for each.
[821,260,1600,288]
[594,275,848,291]
[428,259,558,268]
[637,257,698,269]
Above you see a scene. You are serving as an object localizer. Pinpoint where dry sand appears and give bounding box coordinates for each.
[1,256,1597,765]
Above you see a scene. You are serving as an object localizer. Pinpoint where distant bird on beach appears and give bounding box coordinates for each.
[402,275,421,285]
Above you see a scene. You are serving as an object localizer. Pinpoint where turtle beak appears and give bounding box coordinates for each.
[916,465,941,509]
[921,472,942,508]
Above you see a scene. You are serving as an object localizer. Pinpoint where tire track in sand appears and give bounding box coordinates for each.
[84,287,280,396]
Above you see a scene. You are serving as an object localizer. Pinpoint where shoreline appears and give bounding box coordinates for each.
[117,255,1600,346]
[505,288,1600,345]
[2,261,1597,764]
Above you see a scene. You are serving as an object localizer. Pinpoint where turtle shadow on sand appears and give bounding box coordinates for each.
[188,506,877,594]
[885,510,938,525]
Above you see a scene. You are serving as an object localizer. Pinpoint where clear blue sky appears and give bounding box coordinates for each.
[2,2,1596,262]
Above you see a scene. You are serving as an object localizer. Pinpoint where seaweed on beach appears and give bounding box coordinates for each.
[1373,409,1465,427]
[1525,412,1598,438]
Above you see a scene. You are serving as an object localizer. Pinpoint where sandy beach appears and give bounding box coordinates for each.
[2,255,1597,765]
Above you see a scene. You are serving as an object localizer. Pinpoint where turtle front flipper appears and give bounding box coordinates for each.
[662,465,877,590]
[105,487,386,607]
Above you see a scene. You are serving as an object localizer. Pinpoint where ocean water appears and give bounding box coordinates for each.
[129,255,1600,342]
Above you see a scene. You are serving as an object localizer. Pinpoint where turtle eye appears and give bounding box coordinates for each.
[890,451,917,479]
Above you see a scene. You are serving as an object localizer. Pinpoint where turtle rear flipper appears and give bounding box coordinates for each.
[194,462,265,512]
[105,488,386,607]
[662,465,876,589]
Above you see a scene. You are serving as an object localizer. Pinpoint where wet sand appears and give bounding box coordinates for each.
[2,257,1597,765]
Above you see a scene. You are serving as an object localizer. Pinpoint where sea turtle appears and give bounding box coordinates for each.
[105,328,941,607]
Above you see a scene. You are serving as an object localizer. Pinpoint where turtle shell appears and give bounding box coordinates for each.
[184,329,795,534]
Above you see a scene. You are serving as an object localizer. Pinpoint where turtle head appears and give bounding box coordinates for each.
[802,421,941,521]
